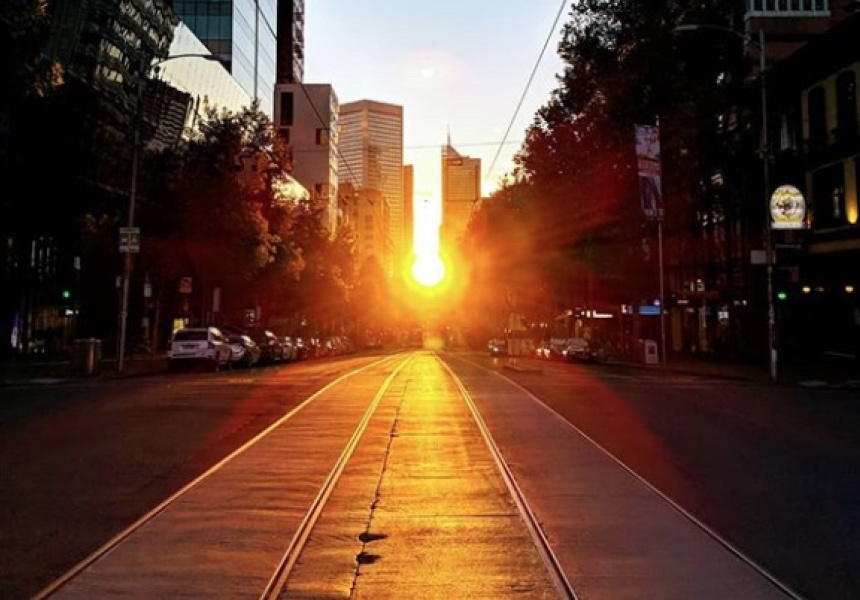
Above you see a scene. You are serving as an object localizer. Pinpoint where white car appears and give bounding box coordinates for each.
[167,326,233,371]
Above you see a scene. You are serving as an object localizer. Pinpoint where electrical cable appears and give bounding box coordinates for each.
[297,83,362,187]
[485,0,568,183]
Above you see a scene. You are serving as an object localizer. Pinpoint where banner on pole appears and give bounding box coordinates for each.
[635,125,664,222]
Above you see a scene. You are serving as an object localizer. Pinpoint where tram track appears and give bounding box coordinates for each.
[35,351,571,599]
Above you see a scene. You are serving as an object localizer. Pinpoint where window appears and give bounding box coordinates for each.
[807,86,827,148]
[746,0,828,14]
[835,70,858,139]
[316,128,329,145]
[811,163,845,229]
[280,92,294,127]
[778,99,801,151]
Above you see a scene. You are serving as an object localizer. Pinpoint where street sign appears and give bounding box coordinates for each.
[179,276,192,294]
[119,227,140,253]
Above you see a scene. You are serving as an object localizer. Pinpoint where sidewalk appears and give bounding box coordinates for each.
[0,355,167,386]
[4,351,860,390]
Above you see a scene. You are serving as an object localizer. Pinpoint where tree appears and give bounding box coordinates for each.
[462,0,747,328]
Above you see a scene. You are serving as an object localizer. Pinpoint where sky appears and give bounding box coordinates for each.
[303,0,569,207]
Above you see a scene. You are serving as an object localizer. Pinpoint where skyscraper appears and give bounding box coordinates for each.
[441,139,481,253]
[403,164,415,264]
[173,0,277,117]
[338,100,404,276]
[276,0,304,84]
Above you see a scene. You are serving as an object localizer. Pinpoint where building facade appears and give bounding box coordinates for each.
[663,0,860,363]
[403,165,415,274]
[274,83,340,234]
[441,140,481,254]
[173,0,277,117]
[339,183,388,272]
[768,11,860,360]
[149,21,252,150]
[338,100,404,277]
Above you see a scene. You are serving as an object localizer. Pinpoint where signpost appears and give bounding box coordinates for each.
[119,227,140,253]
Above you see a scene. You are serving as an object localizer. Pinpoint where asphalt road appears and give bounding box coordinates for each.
[476,355,860,600]
[1,351,858,599]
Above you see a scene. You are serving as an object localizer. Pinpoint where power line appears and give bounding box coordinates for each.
[297,83,362,186]
[406,140,524,151]
[485,0,567,182]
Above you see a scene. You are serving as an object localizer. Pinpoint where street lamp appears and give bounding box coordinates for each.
[674,24,776,383]
[117,53,223,373]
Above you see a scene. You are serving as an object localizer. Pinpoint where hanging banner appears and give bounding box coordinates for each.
[635,125,665,222]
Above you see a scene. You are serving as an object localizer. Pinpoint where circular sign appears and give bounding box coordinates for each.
[770,185,806,229]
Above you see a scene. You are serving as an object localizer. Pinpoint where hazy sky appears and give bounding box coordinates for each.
[304,1,568,205]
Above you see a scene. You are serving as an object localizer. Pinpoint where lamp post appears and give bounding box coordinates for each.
[674,24,776,383]
[116,53,223,373]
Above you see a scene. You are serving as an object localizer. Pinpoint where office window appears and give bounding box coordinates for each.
[316,128,329,145]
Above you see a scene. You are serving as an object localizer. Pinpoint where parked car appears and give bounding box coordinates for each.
[562,337,603,363]
[228,334,261,368]
[293,337,310,360]
[488,338,507,356]
[537,339,567,361]
[249,329,285,364]
[167,326,232,371]
[282,336,298,362]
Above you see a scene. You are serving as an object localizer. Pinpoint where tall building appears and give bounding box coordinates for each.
[149,22,253,150]
[340,183,389,273]
[276,0,304,84]
[274,83,340,233]
[403,165,415,269]
[173,0,277,117]
[338,100,404,276]
[441,139,481,253]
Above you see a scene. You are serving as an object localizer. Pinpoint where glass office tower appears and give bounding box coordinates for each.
[173,0,277,117]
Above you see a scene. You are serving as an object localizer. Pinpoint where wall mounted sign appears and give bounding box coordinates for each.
[770,185,806,230]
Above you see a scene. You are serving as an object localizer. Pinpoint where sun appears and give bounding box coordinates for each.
[411,253,445,287]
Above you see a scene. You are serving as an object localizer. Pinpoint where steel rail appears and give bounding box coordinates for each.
[259,353,414,599]
[32,353,405,600]
[437,354,579,600]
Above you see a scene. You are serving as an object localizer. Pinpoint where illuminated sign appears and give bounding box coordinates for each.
[770,185,806,230]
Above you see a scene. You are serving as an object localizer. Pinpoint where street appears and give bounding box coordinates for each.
[1,351,858,599]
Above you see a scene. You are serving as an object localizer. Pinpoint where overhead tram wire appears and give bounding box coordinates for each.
[292,140,525,155]
[485,0,568,185]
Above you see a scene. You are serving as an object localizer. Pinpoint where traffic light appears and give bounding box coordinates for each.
[60,288,77,317]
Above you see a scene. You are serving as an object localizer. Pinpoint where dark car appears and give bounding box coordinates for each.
[488,338,507,356]
[228,334,261,368]
[249,329,285,364]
